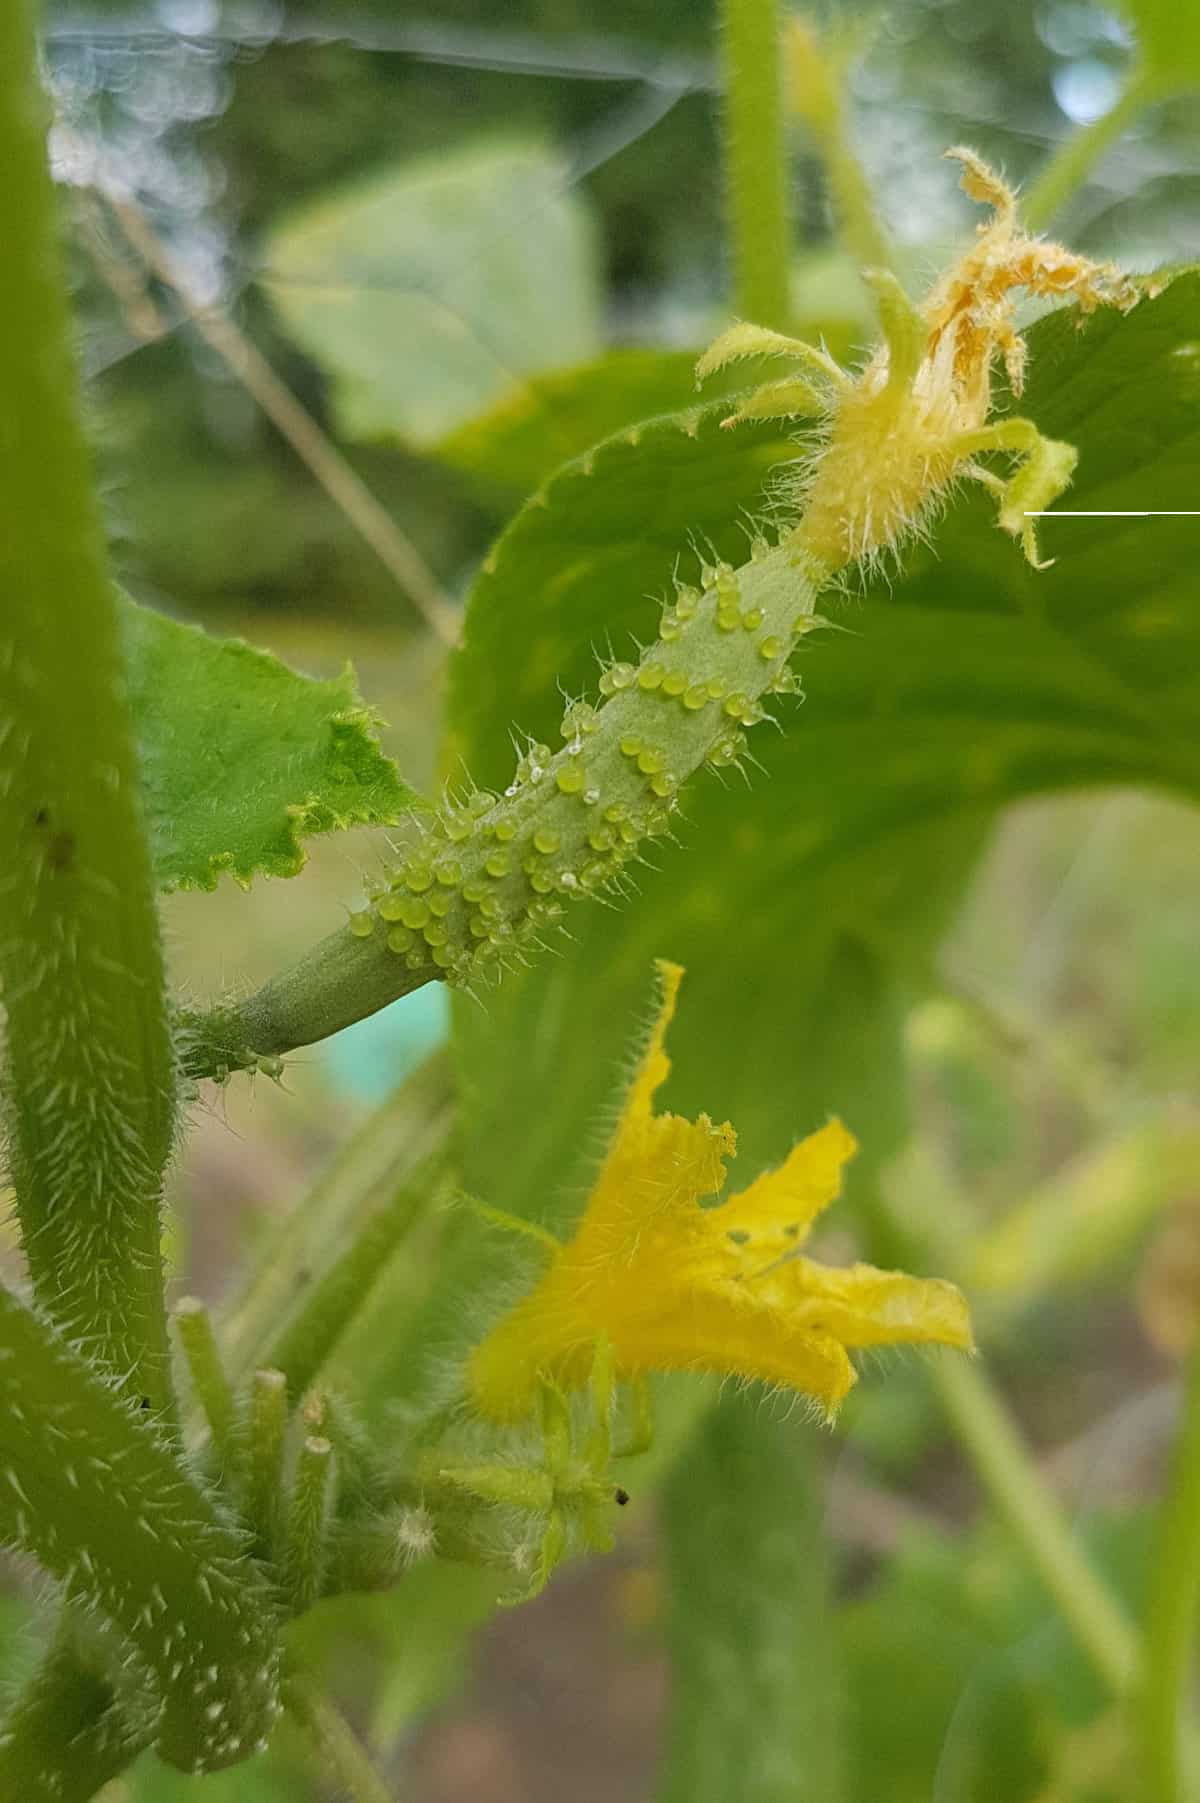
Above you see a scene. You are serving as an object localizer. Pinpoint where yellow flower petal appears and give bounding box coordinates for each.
[576,958,735,1252]
[758,1258,976,1353]
[717,1117,858,1250]
[614,1307,857,1414]
[615,958,683,1146]
[468,962,973,1423]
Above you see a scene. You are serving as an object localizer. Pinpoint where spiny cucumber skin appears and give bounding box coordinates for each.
[657,1390,845,1803]
[188,539,826,1072]
[369,540,822,980]
[0,1287,282,1774]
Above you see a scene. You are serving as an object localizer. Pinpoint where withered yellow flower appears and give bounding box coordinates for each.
[469,962,972,1422]
[698,148,1140,572]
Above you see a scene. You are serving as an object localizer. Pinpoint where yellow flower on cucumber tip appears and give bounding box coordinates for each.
[468,961,973,1423]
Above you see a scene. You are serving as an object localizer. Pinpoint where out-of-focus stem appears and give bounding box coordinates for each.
[284,1674,397,1803]
[1138,1340,1200,1803]
[719,0,793,329]
[1022,69,1153,233]
[786,18,892,275]
[934,1357,1140,1699]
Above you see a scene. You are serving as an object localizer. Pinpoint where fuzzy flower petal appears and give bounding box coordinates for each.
[468,962,973,1421]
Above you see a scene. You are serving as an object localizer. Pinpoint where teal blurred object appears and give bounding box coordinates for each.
[321,985,449,1104]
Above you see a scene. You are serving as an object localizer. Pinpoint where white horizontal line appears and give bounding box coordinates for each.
[1024,510,1200,516]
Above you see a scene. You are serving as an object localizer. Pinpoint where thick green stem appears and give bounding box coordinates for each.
[0,0,176,1413]
[933,1357,1140,1699]
[1138,1343,1200,1803]
[719,0,792,329]
[1022,68,1153,233]
[0,1283,282,1774]
[657,1389,843,1802]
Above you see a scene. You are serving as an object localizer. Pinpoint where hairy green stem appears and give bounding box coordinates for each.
[1022,68,1153,233]
[1138,1344,1200,1803]
[283,1435,336,1614]
[719,0,792,329]
[0,1282,282,1774]
[933,1357,1140,1698]
[263,1172,440,1403]
[242,1367,289,1562]
[0,0,176,1413]
[175,1296,236,1460]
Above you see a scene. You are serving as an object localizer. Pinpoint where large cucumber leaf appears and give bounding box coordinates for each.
[438,320,861,501]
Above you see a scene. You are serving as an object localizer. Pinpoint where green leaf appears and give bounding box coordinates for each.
[126,1749,302,1803]
[840,1511,1150,1803]
[119,595,418,892]
[446,272,1200,1227]
[439,348,707,498]
[263,139,602,447]
[438,322,860,500]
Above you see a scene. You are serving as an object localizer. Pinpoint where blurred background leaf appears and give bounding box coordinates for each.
[263,140,603,447]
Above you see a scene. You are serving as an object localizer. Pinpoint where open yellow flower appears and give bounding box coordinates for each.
[469,962,973,1422]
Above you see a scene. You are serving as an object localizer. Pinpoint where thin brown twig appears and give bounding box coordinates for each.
[73,188,167,343]
[93,179,460,646]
